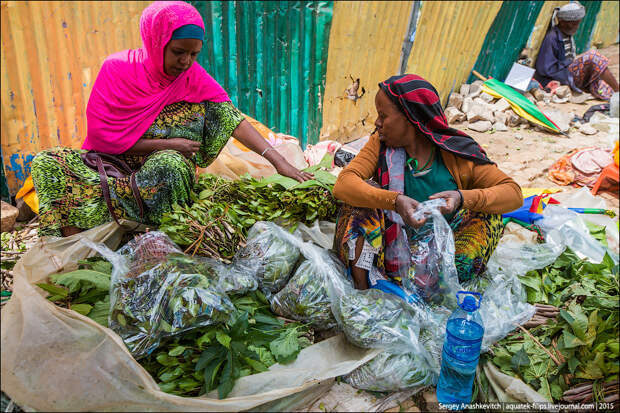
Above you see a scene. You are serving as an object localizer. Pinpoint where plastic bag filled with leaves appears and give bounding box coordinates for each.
[234,221,301,296]
[400,199,462,307]
[343,349,438,392]
[335,288,424,350]
[270,250,348,331]
[83,232,236,359]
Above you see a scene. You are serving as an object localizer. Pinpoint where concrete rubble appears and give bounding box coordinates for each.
[459,83,470,97]
[570,92,594,104]
[467,120,493,132]
[579,123,598,135]
[493,122,508,131]
[445,106,466,124]
[555,85,571,99]
[492,98,511,113]
[545,109,572,133]
[447,93,463,111]
[467,104,494,123]
[461,96,474,114]
[1,201,19,233]
[479,92,495,103]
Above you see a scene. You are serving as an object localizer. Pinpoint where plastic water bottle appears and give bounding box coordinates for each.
[436,291,484,408]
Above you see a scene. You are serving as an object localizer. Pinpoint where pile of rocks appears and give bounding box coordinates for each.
[445,80,526,133]
[445,80,596,134]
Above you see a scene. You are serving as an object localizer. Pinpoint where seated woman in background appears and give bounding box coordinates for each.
[31,1,310,238]
[332,74,523,290]
[534,1,619,100]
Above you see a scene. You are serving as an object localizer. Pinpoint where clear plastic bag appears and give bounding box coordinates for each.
[343,350,437,392]
[270,251,345,331]
[401,199,461,308]
[234,221,302,295]
[335,288,423,351]
[83,232,236,359]
[538,205,617,264]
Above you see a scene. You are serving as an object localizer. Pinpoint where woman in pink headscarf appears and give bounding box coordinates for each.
[31,1,311,237]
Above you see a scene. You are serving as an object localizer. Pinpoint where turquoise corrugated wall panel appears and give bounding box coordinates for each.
[468,1,544,83]
[574,1,602,54]
[190,1,333,147]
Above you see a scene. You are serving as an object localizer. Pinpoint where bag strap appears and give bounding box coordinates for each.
[96,156,122,226]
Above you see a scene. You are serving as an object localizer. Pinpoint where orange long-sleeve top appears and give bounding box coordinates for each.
[333,134,523,214]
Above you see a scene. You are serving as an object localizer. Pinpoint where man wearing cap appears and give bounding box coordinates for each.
[534,1,618,100]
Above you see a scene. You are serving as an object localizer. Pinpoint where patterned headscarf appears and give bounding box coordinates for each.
[556,2,586,22]
[375,74,492,278]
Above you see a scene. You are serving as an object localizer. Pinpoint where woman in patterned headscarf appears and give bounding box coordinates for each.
[534,1,619,100]
[31,1,311,237]
[332,74,523,293]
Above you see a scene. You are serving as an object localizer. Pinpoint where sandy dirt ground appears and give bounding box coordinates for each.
[453,44,619,211]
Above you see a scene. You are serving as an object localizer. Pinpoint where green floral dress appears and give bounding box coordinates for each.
[31,101,244,237]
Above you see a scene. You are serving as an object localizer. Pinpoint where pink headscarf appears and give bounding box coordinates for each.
[82,1,230,154]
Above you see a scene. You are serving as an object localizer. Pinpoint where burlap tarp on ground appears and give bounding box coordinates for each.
[0,221,379,412]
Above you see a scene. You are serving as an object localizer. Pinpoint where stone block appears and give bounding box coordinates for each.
[467,120,492,132]
[467,83,483,98]
[447,93,463,110]
[555,85,571,98]
[1,201,19,233]
[445,106,466,124]
[494,111,508,125]
[493,122,508,131]
[532,88,545,101]
[479,92,495,103]
[505,109,520,127]
[459,83,470,97]
[461,97,474,114]
[492,98,511,112]
[467,105,494,123]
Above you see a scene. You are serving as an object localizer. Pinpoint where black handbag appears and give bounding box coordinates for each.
[80,151,145,225]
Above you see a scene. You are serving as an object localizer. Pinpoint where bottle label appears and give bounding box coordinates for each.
[444,331,482,362]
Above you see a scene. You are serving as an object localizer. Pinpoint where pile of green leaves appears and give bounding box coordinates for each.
[160,155,340,261]
[488,248,619,402]
[140,291,312,399]
[37,257,113,327]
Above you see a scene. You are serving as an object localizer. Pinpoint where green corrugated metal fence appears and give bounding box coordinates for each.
[468,1,544,83]
[574,1,603,54]
[190,1,333,147]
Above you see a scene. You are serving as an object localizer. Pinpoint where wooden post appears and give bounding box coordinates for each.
[472,70,488,82]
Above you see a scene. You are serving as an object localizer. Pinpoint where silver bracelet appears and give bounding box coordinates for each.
[261,147,274,157]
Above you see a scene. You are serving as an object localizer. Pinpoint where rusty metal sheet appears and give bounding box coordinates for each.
[0,0,149,195]
[590,0,619,48]
[319,1,413,143]
[404,1,502,105]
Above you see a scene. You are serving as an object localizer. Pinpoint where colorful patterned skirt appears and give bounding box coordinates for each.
[31,101,244,237]
[568,50,614,100]
[334,204,504,283]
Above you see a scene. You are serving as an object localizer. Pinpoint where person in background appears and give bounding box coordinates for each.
[332,74,522,291]
[534,1,619,100]
[31,1,311,238]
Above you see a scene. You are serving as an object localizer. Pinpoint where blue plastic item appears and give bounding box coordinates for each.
[436,291,484,408]
[369,278,422,305]
[502,195,544,224]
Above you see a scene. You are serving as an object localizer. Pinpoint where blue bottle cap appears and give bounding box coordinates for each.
[459,295,478,312]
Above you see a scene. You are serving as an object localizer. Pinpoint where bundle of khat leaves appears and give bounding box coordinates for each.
[234,221,301,296]
[159,155,340,262]
[270,251,346,330]
[337,288,421,349]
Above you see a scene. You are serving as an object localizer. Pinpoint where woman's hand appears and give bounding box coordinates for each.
[273,158,314,182]
[395,194,427,228]
[428,190,462,216]
[166,138,201,159]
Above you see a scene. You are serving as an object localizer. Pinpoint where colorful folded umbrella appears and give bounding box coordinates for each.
[472,71,562,134]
